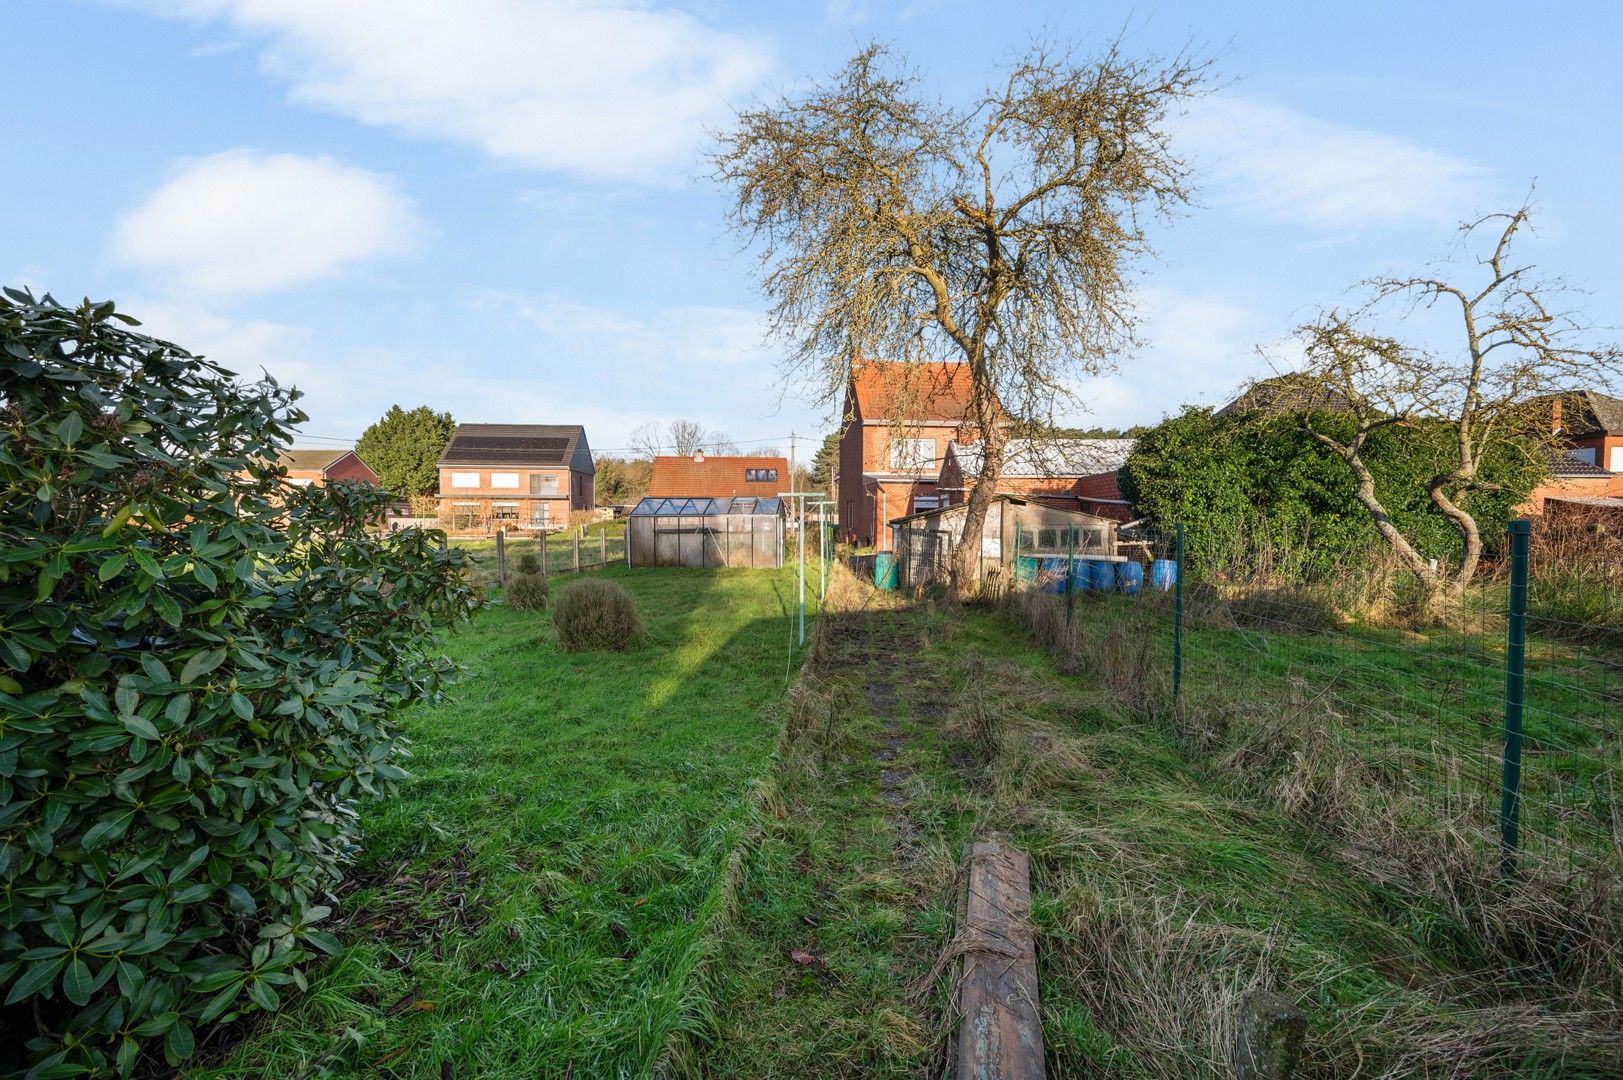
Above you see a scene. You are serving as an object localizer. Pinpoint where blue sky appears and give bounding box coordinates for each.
[6,1,1620,456]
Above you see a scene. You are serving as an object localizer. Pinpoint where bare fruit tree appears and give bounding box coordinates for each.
[713,40,1206,594]
[1295,205,1619,617]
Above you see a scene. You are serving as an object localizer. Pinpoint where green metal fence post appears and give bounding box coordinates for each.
[1014,521,1022,585]
[1172,522,1185,706]
[1500,518,1531,879]
[1065,524,1075,631]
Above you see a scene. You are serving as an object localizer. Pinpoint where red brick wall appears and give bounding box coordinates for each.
[325,454,379,485]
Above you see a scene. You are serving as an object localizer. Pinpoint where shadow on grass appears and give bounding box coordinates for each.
[188,565,803,1080]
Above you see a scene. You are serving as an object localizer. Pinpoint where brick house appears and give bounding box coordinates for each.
[1521,390,1623,520]
[937,438,1137,521]
[648,453,790,498]
[837,361,985,549]
[437,423,594,531]
[275,448,378,488]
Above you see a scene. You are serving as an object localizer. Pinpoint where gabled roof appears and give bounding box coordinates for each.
[1548,390,1623,437]
[439,424,587,468]
[1214,373,1356,420]
[278,448,356,473]
[646,455,791,498]
[849,361,978,423]
[947,438,1135,480]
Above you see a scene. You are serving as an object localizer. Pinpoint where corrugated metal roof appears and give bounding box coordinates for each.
[439,424,584,466]
[646,454,790,498]
[947,438,1135,478]
[1545,495,1623,508]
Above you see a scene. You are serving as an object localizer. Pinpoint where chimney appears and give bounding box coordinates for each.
[1551,396,1563,436]
[693,451,705,463]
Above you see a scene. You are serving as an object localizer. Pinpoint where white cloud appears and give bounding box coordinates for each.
[113,289,825,450]
[110,149,420,298]
[124,0,774,184]
[1177,94,1496,231]
[1068,287,1285,427]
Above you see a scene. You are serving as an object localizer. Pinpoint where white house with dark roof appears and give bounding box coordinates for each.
[435,423,594,531]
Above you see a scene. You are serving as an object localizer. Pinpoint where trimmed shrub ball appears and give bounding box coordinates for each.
[552,578,643,651]
[506,570,549,611]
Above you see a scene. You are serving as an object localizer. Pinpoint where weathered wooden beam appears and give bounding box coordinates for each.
[955,841,1044,1080]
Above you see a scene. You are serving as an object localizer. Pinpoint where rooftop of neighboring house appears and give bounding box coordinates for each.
[1542,389,1623,438]
[646,453,791,498]
[849,360,980,423]
[1547,447,1614,478]
[438,424,591,469]
[277,448,359,474]
[1213,372,1357,420]
[945,437,1136,479]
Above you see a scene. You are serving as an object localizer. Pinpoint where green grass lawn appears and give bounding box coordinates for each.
[188,565,806,1079]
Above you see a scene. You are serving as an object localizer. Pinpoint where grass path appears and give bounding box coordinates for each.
[188,566,801,1080]
[690,606,971,1078]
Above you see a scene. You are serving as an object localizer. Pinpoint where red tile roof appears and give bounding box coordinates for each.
[647,455,791,498]
[850,361,979,422]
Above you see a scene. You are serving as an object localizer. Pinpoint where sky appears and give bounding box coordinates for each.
[5,1,1620,458]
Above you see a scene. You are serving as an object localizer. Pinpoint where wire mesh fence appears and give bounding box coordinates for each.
[1009,516,1622,892]
[450,525,628,588]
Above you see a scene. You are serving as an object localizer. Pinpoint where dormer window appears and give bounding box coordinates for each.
[745,467,778,482]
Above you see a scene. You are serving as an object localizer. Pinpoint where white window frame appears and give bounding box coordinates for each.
[912,495,940,512]
[530,473,560,495]
[450,471,480,488]
[1611,446,1622,472]
[490,472,520,489]
[890,437,935,471]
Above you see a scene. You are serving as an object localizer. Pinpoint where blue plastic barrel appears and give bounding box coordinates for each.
[1090,560,1117,591]
[875,552,899,590]
[1151,558,1179,591]
[1040,557,1068,593]
[1117,561,1145,595]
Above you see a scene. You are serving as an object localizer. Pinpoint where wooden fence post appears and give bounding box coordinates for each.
[495,528,506,586]
[600,526,606,567]
[573,533,581,572]
[540,532,548,576]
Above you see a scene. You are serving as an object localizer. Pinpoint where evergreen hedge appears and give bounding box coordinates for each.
[1120,406,1543,578]
[0,291,479,1075]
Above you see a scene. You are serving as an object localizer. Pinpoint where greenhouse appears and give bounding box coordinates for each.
[626,496,784,568]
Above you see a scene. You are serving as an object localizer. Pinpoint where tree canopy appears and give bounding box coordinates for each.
[355,404,456,500]
[714,39,1208,594]
[1121,406,1543,579]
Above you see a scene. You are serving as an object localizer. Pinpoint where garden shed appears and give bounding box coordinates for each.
[626,496,784,568]
[890,494,1117,587]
